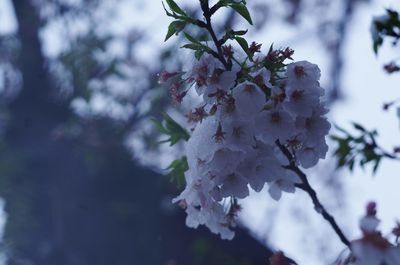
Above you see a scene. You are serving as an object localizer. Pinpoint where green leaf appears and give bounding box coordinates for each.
[182,43,204,51]
[195,50,205,60]
[165,0,186,16]
[229,3,253,25]
[330,135,342,141]
[372,156,381,174]
[165,21,186,41]
[151,118,169,134]
[268,43,274,54]
[349,159,355,172]
[183,32,199,43]
[166,156,188,189]
[181,42,211,53]
[234,29,248,36]
[373,36,383,55]
[152,113,190,146]
[162,1,174,17]
[217,0,232,6]
[162,112,190,142]
[235,36,249,54]
[352,122,366,132]
[387,9,399,20]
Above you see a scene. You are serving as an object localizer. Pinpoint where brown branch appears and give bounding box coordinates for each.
[275,140,351,247]
[200,0,230,69]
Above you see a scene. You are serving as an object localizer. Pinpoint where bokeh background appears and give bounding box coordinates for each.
[0,0,399,264]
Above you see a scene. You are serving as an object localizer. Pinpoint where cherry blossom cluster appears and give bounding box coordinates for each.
[338,202,400,265]
[162,47,331,239]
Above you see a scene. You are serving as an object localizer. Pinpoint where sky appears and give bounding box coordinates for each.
[0,0,400,264]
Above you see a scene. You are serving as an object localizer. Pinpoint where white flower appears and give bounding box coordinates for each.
[283,84,320,117]
[251,68,272,89]
[203,202,235,240]
[186,116,251,174]
[255,108,296,144]
[185,205,205,228]
[295,104,331,149]
[214,172,249,198]
[219,118,256,154]
[233,81,266,116]
[351,240,400,265]
[203,68,238,103]
[172,171,213,206]
[268,171,299,201]
[237,145,286,192]
[183,54,221,93]
[359,215,380,233]
[206,148,246,177]
[185,200,235,240]
[214,95,241,122]
[348,202,400,265]
[286,61,321,84]
[297,139,328,168]
[185,117,220,173]
[174,51,330,240]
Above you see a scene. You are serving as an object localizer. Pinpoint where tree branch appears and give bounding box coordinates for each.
[199,0,229,69]
[276,140,351,247]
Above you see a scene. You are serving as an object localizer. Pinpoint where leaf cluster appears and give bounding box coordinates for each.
[372,9,400,54]
[182,32,213,59]
[152,112,190,146]
[166,156,188,188]
[331,123,383,174]
[163,0,252,43]
[214,0,253,25]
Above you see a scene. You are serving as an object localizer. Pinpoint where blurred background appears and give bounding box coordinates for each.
[0,0,399,265]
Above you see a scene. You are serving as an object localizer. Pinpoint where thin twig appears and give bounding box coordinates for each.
[276,140,351,247]
[200,0,229,69]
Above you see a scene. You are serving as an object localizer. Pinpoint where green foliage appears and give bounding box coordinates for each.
[228,3,252,25]
[235,36,249,55]
[163,0,252,44]
[165,0,187,16]
[152,112,190,146]
[165,21,187,41]
[152,113,190,187]
[162,1,197,42]
[372,9,400,54]
[373,36,383,55]
[221,29,248,42]
[182,32,213,59]
[166,156,188,188]
[217,0,252,25]
[331,123,384,174]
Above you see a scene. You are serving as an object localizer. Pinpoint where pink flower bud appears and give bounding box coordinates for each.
[366,201,377,216]
[294,65,305,78]
[222,45,234,59]
[158,70,178,84]
[249,41,262,54]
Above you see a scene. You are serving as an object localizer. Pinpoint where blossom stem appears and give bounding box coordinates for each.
[276,140,351,247]
[200,0,230,69]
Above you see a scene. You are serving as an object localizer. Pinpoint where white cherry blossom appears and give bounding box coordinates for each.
[233,81,266,116]
[255,108,296,144]
[172,50,330,239]
[286,60,321,85]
